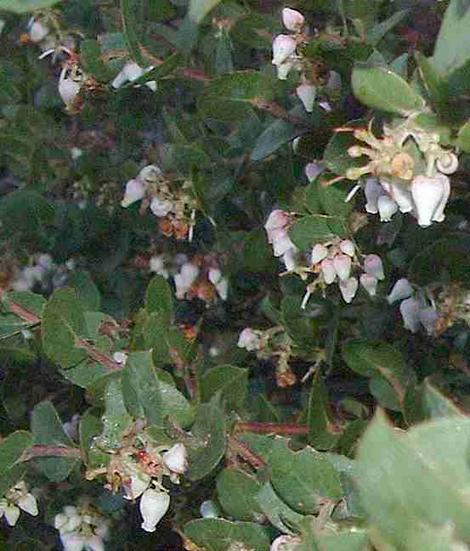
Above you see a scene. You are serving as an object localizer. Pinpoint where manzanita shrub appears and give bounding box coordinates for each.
[0,0,469,548]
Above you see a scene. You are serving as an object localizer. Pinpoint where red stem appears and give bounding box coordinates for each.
[236,422,309,435]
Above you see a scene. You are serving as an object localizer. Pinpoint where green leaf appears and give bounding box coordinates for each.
[0,431,32,496]
[357,411,470,548]
[457,120,470,153]
[99,378,133,449]
[68,271,101,311]
[31,401,79,482]
[422,379,465,419]
[323,125,367,176]
[216,469,262,521]
[199,365,248,412]
[269,438,343,515]
[432,0,470,74]
[123,351,194,427]
[145,276,174,324]
[308,372,341,450]
[255,482,304,533]
[79,39,112,82]
[79,409,109,469]
[184,519,270,551]
[289,215,347,251]
[5,291,45,318]
[198,71,276,122]
[250,119,299,161]
[351,65,425,115]
[0,0,60,13]
[188,0,223,25]
[120,0,146,66]
[317,183,353,218]
[187,398,226,481]
[42,288,87,369]
[366,9,408,46]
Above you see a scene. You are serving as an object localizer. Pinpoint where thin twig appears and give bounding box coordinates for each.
[236,421,309,436]
[227,436,266,469]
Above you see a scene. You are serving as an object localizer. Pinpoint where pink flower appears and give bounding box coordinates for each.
[272,34,297,66]
[363,254,384,280]
[339,277,358,303]
[333,254,351,281]
[281,8,304,31]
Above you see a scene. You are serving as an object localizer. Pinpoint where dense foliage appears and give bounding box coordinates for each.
[0,0,469,548]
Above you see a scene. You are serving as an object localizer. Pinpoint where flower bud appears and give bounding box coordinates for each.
[305,162,322,182]
[321,258,336,284]
[436,152,458,175]
[163,444,188,475]
[296,83,316,112]
[150,197,173,217]
[140,488,170,532]
[360,274,378,297]
[281,8,304,31]
[387,278,413,304]
[339,277,358,303]
[399,297,421,333]
[411,174,450,226]
[28,19,49,43]
[238,328,262,351]
[363,254,384,280]
[272,34,297,66]
[311,244,328,265]
[121,179,145,207]
[58,76,80,107]
[333,254,351,281]
[339,239,355,257]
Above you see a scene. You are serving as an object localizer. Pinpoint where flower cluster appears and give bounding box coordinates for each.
[11,253,74,293]
[264,209,299,272]
[87,429,187,533]
[387,278,438,335]
[346,118,459,227]
[121,164,198,240]
[272,8,317,112]
[0,481,38,527]
[54,500,110,551]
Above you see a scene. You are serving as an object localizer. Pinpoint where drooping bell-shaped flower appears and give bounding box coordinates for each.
[333,254,351,281]
[321,259,336,284]
[281,8,304,31]
[162,444,188,475]
[387,278,413,304]
[363,254,384,280]
[0,500,20,526]
[380,180,413,213]
[28,18,50,42]
[339,239,355,257]
[121,179,145,207]
[339,277,358,303]
[272,35,297,66]
[360,274,378,297]
[238,328,263,351]
[364,178,382,214]
[276,59,295,80]
[399,297,421,333]
[411,174,450,226]
[377,194,398,222]
[140,488,170,533]
[296,83,316,113]
[58,68,80,107]
[305,162,322,183]
[150,197,173,217]
[419,307,438,335]
[311,244,328,265]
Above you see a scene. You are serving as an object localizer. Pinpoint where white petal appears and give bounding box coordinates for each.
[123,61,145,82]
[208,268,222,285]
[281,8,304,31]
[4,505,20,526]
[377,194,398,222]
[61,533,86,551]
[145,80,157,92]
[387,278,413,304]
[333,254,351,281]
[311,244,328,265]
[180,263,199,286]
[121,179,145,207]
[363,254,384,280]
[400,297,421,333]
[321,259,336,284]
[360,274,378,297]
[419,307,438,335]
[411,175,449,227]
[112,67,129,89]
[17,493,38,516]
[238,328,262,351]
[162,444,188,474]
[339,277,358,303]
[124,472,151,500]
[282,248,297,271]
[272,232,295,257]
[265,209,290,234]
[339,239,355,257]
[215,279,228,300]
[139,164,162,182]
[272,34,297,66]
[54,513,69,530]
[29,20,49,43]
[86,535,105,551]
[140,489,170,533]
[276,60,295,80]
[296,83,316,113]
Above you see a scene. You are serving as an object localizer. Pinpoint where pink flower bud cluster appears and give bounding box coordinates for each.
[264,209,299,272]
